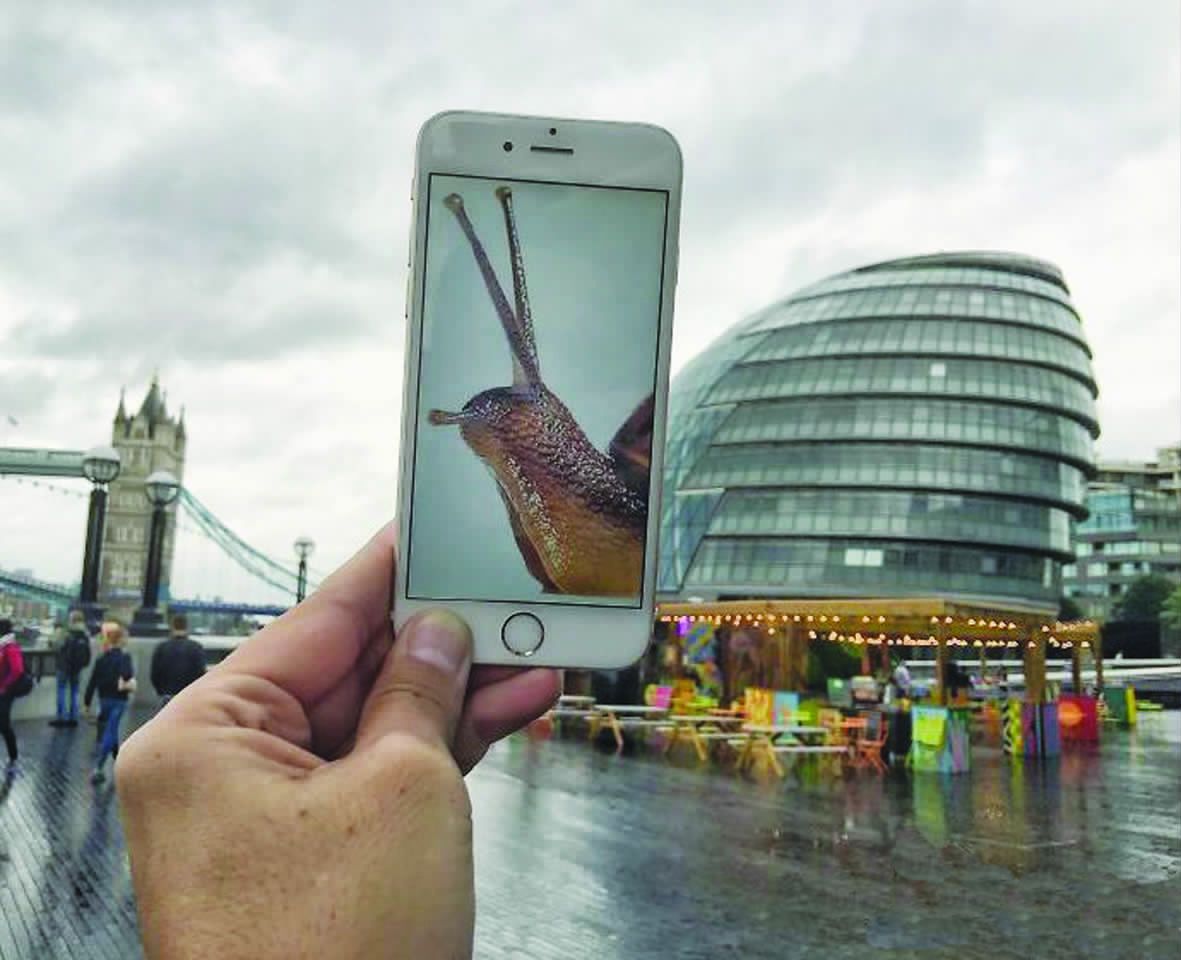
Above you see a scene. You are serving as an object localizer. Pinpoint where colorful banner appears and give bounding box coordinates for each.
[1058,694,1099,743]
[1021,702,1061,757]
[682,621,722,697]
[909,706,972,773]
[1002,698,1023,756]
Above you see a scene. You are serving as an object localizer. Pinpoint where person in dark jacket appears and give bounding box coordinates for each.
[51,609,92,727]
[150,615,206,704]
[84,620,135,783]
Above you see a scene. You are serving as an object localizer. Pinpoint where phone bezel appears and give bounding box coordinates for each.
[393,110,682,668]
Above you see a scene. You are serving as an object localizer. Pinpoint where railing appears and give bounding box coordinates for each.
[903,658,1181,689]
[0,567,287,618]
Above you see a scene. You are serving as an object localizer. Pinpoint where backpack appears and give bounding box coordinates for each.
[11,670,33,698]
[67,632,92,674]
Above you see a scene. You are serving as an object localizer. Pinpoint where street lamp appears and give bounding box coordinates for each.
[78,444,121,628]
[131,470,180,635]
[294,536,315,603]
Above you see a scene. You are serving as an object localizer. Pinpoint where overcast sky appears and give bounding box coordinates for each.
[1,1,1178,599]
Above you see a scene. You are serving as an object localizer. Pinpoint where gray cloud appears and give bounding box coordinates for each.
[0,0,1177,593]
[11,292,375,365]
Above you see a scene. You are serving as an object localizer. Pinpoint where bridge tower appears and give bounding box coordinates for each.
[99,377,187,621]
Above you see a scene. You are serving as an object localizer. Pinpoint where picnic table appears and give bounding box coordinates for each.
[661,713,746,761]
[732,724,844,777]
[547,695,598,729]
[589,704,671,752]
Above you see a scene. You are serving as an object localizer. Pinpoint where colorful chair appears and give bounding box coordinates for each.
[854,711,889,773]
[644,685,673,708]
[772,691,799,725]
[743,687,774,727]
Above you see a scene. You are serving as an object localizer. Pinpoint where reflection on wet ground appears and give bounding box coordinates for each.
[2,711,1178,958]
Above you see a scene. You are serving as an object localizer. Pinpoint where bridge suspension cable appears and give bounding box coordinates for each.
[1,474,322,604]
[177,489,322,599]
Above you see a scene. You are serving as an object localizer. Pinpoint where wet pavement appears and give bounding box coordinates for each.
[1,711,1178,959]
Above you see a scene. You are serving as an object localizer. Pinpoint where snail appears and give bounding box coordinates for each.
[429,187,652,596]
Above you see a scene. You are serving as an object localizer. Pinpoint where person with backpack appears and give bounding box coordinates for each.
[84,620,136,783]
[50,609,92,727]
[1,617,34,767]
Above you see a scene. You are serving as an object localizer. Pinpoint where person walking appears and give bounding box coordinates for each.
[50,610,92,727]
[0,618,31,768]
[84,621,136,783]
[150,614,206,706]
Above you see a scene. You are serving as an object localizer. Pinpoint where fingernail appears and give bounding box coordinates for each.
[403,610,471,675]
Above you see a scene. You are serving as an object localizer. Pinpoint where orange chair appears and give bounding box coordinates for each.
[854,712,889,773]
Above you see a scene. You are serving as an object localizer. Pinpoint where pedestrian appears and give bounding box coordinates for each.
[150,614,206,705]
[945,659,971,702]
[50,610,92,727]
[1,618,34,768]
[84,620,136,783]
[996,664,1010,697]
[891,658,912,699]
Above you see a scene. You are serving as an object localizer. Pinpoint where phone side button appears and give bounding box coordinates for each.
[501,612,544,657]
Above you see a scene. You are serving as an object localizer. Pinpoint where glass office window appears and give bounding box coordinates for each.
[657,251,1096,605]
[708,356,1098,428]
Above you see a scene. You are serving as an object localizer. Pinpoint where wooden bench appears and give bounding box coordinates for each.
[589,704,671,751]
[549,708,597,719]
[661,714,745,761]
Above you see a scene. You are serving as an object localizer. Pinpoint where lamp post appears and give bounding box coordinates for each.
[78,445,121,630]
[131,470,180,636]
[294,536,315,603]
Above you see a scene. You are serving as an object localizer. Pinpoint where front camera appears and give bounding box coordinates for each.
[503,141,514,152]
[548,127,557,136]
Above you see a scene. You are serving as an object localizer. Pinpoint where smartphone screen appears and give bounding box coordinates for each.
[406,173,670,609]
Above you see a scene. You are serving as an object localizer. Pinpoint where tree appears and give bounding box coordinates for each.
[1058,595,1085,622]
[1162,585,1181,631]
[1111,574,1176,623]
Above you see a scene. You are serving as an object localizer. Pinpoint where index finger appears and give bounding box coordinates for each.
[219,522,397,708]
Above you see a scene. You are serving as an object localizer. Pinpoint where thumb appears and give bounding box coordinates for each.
[353,609,473,753]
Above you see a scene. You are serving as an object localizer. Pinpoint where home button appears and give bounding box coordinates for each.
[501,612,545,657]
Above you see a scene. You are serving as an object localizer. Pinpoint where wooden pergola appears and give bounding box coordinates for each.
[657,597,1102,704]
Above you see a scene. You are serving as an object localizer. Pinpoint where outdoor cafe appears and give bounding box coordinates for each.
[541,597,1106,777]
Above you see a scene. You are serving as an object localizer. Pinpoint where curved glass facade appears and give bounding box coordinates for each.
[658,251,1099,608]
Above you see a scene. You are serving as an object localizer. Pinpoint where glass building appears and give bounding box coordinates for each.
[1062,444,1181,620]
[658,252,1099,612]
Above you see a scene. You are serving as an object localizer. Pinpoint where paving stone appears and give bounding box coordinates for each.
[1,711,1179,959]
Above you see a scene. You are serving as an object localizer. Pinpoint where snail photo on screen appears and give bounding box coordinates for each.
[428,186,654,598]
[408,174,667,608]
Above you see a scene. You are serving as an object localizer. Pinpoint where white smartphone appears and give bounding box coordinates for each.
[393,111,682,669]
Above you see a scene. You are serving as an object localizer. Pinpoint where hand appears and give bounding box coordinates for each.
[116,523,560,960]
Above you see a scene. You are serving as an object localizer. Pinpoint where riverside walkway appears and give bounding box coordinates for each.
[1,710,1179,959]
